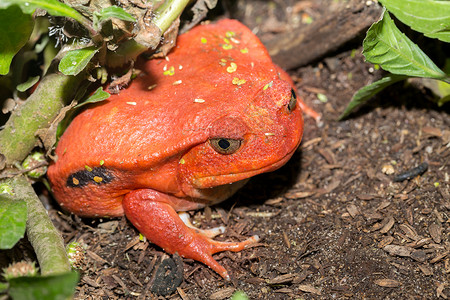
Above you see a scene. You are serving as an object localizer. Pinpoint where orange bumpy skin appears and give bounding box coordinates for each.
[48,19,308,279]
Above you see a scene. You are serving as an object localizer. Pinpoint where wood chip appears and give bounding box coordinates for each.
[293,270,310,284]
[282,230,291,249]
[374,279,402,288]
[357,194,378,200]
[209,287,235,300]
[285,191,315,199]
[97,220,119,233]
[436,282,447,299]
[383,245,413,257]
[406,238,432,248]
[323,179,341,194]
[410,250,427,262]
[298,284,322,295]
[301,137,322,149]
[177,287,190,300]
[82,276,99,287]
[346,204,360,218]
[422,126,442,137]
[418,264,433,276]
[370,222,384,232]
[267,273,297,285]
[112,274,128,292]
[318,148,335,164]
[380,216,395,234]
[378,236,394,248]
[405,207,414,225]
[124,236,141,252]
[265,197,284,205]
[375,200,391,211]
[428,223,442,244]
[129,271,143,287]
[274,288,294,293]
[399,223,419,241]
[244,277,266,284]
[363,210,383,221]
[430,251,449,264]
[86,250,108,264]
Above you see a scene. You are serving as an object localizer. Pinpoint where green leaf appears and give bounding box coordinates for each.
[0,196,27,249]
[363,11,449,82]
[339,74,408,119]
[56,88,110,140]
[436,80,450,106]
[231,291,249,300]
[0,282,8,292]
[8,271,79,300]
[0,0,89,28]
[16,76,40,92]
[0,5,34,75]
[75,87,110,108]
[58,46,98,76]
[378,0,450,42]
[419,78,450,106]
[96,5,136,23]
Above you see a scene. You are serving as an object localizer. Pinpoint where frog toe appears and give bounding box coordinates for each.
[179,212,226,238]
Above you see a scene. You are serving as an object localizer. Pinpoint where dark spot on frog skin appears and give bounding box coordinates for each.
[67,167,114,188]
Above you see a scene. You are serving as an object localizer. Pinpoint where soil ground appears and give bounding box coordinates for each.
[7,0,450,299]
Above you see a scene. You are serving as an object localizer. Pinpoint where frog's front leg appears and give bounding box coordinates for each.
[122,189,259,280]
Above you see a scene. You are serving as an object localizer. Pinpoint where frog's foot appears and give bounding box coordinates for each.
[298,101,321,122]
[179,212,226,238]
[123,190,259,280]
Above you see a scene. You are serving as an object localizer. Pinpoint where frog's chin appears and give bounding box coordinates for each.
[188,178,250,204]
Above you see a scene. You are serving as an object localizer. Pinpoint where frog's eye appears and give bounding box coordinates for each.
[287,88,297,113]
[209,138,242,155]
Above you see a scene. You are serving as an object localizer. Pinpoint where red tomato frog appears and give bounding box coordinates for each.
[48,19,313,279]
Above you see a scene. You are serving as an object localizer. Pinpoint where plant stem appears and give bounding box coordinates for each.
[0,51,84,166]
[107,0,191,66]
[153,0,191,34]
[2,175,71,275]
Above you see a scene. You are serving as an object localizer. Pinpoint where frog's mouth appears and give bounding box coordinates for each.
[191,148,295,190]
[183,152,293,203]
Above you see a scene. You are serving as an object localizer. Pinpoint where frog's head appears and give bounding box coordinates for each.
[178,79,303,202]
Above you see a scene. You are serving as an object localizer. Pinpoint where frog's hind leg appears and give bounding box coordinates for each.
[123,189,259,280]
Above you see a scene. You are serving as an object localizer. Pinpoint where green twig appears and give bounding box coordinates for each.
[153,0,191,33]
[2,176,71,275]
[0,47,84,166]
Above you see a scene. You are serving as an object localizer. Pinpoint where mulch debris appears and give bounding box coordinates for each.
[3,0,448,299]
